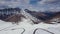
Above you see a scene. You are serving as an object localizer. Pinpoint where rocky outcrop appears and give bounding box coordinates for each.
[3,14,26,24]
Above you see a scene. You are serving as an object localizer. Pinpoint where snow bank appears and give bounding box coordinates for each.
[0,18,60,34]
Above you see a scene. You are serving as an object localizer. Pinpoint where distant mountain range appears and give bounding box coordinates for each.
[0,8,21,19]
[24,9,60,24]
[0,8,60,24]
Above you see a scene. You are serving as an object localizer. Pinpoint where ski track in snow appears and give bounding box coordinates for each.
[0,18,60,34]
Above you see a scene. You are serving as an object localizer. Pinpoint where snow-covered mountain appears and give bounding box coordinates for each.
[0,8,60,34]
[0,8,60,24]
[0,17,60,34]
[24,9,60,24]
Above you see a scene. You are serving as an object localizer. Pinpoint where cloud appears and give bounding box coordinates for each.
[0,0,30,9]
[32,0,60,11]
[38,0,60,4]
[0,0,60,12]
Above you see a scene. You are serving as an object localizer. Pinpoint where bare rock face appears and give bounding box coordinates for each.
[4,14,26,24]
[49,12,60,23]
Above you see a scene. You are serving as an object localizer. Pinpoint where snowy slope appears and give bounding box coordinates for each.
[0,18,60,34]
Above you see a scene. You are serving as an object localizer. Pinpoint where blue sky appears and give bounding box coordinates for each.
[30,0,41,5]
[0,0,60,11]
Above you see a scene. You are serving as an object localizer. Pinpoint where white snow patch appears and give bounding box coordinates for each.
[0,18,60,34]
